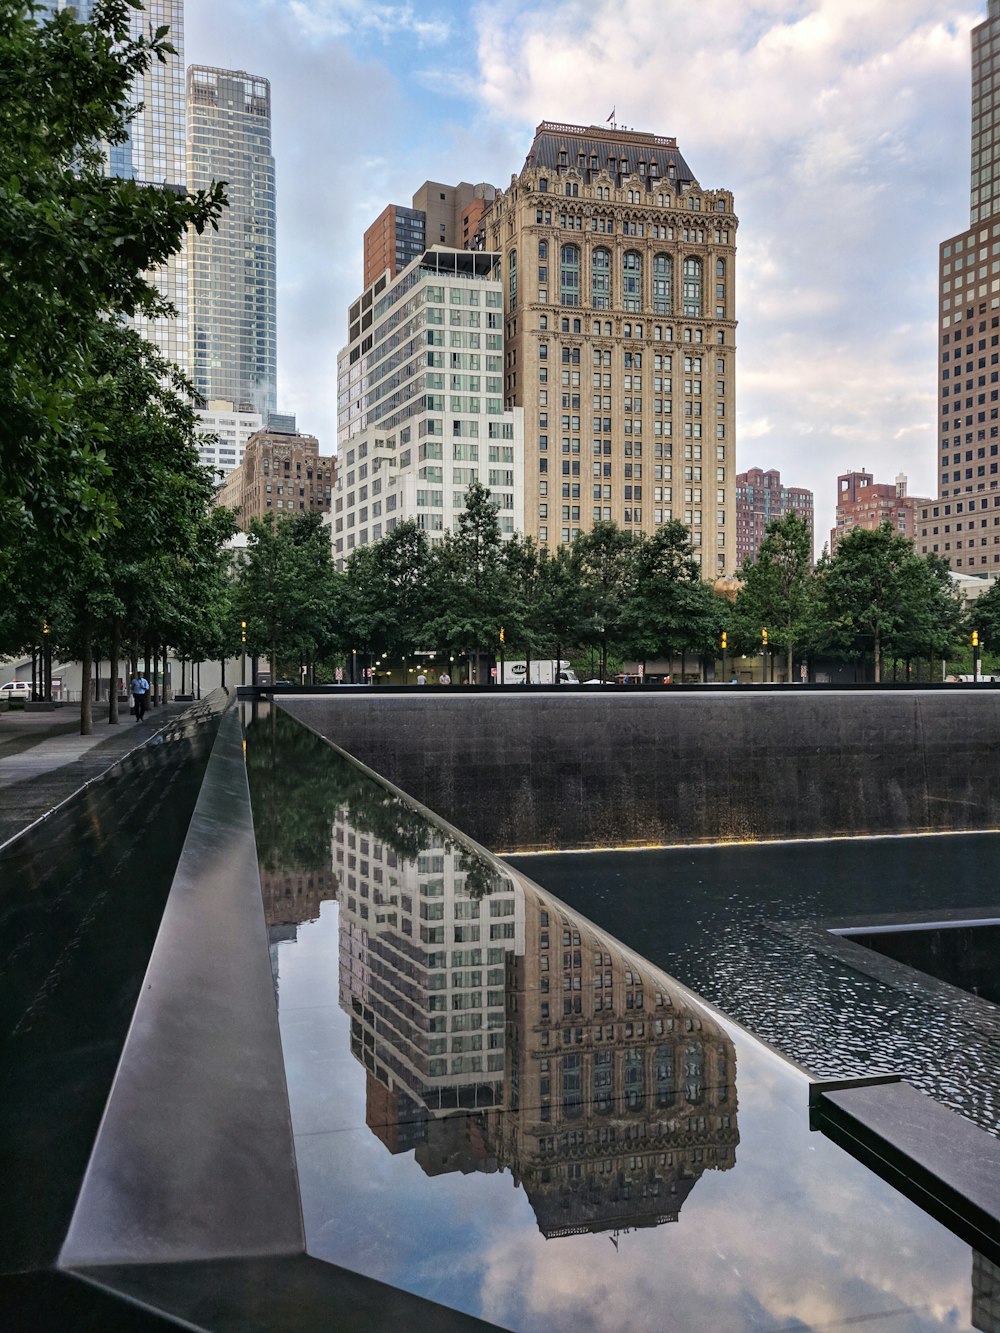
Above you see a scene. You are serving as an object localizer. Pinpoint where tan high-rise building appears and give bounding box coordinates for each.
[917,2,1000,572]
[214,426,333,529]
[483,121,738,574]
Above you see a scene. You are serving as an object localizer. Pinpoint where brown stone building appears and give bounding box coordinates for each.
[214,427,334,530]
[484,120,738,573]
[735,467,814,565]
[362,181,497,290]
[830,470,930,555]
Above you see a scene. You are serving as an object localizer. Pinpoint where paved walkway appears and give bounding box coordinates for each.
[0,701,196,848]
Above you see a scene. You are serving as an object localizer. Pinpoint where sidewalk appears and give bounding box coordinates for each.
[0,701,196,848]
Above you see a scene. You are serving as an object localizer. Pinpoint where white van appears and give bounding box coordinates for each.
[1,682,31,700]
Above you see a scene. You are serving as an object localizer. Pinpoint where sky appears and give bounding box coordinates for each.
[185,0,987,549]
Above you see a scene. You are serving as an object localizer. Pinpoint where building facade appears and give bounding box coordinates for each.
[362,181,496,290]
[194,401,263,478]
[483,120,737,573]
[334,248,525,567]
[40,0,189,373]
[830,471,929,554]
[187,66,277,417]
[735,467,814,565]
[214,428,333,528]
[923,1,1000,573]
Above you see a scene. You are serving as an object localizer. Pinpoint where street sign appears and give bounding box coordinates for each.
[335,667,343,682]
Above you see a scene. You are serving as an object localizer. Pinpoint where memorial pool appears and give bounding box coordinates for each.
[244,705,999,1331]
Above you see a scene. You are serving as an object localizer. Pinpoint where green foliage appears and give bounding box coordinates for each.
[626,520,719,663]
[814,524,961,681]
[237,511,341,677]
[0,0,225,543]
[733,512,815,676]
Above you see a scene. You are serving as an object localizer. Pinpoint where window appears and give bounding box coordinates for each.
[683,257,702,316]
[508,249,517,308]
[592,246,611,308]
[623,250,642,312]
[560,244,580,306]
[653,253,671,314]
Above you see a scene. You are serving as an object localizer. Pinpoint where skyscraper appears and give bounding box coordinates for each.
[484,121,738,573]
[186,66,277,417]
[38,1,189,373]
[915,1,1000,572]
[334,248,524,566]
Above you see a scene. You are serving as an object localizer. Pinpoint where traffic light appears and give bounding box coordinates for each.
[721,631,728,650]
[241,619,247,645]
[499,626,505,644]
[972,629,980,648]
[761,628,768,646]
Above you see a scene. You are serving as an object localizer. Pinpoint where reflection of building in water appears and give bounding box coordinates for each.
[484,882,738,1238]
[974,1251,1000,1333]
[335,816,523,1115]
[260,868,339,930]
[333,805,737,1238]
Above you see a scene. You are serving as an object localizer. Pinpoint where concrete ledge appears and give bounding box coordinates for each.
[59,706,303,1268]
[810,1079,1000,1266]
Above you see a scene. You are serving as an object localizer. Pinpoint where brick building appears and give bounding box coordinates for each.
[735,467,813,565]
[214,427,334,529]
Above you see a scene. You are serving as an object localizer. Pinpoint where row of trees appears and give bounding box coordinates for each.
[229,489,984,685]
[1,1,231,730]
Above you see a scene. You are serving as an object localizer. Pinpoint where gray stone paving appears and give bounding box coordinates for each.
[0,701,196,849]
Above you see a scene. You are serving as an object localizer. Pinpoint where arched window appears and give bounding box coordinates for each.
[682,257,702,317]
[591,246,610,308]
[624,1048,645,1110]
[652,253,672,315]
[683,1042,705,1103]
[622,250,642,312]
[560,243,580,306]
[593,1050,614,1114]
[655,1045,676,1107]
[508,249,517,309]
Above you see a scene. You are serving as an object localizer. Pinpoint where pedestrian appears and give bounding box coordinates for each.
[130,670,150,721]
[439,671,451,686]
[416,672,427,686]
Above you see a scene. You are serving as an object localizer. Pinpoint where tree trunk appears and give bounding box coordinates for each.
[80,611,93,736]
[108,618,121,724]
[873,631,881,684]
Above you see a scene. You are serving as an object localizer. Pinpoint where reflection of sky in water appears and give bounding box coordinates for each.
[246,709,980,1331]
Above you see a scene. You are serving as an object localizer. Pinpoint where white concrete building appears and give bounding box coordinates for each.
[195,401,263,479]
[333,247,525,567]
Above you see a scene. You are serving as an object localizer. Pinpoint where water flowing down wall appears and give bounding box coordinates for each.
[280,689,1000,852]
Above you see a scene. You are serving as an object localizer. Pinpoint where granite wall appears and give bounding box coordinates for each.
[280,690,1000,852]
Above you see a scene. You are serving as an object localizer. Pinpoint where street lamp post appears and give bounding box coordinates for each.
[241,620,247,687]
[972,629,981,683]
[762,628,769,684]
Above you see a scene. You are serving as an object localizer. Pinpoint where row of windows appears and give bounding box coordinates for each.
[511,246,723,315]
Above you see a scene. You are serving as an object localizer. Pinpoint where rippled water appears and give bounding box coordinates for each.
[508,838,1000,1137]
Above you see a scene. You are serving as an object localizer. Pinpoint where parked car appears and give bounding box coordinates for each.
[1,681,31,700]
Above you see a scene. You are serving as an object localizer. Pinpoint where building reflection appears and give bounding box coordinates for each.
[333,803,738,1240]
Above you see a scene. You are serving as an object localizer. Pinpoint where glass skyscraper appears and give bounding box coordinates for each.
[186,67,277,417]
[38,1,189,374]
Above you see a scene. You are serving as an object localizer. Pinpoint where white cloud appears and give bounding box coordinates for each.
[286,0,451,46]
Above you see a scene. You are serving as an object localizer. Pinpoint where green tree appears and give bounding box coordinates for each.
[625,521,717,674]
[427,482,508,682]
[341,520,433,668]
[574,521,637,681]
[815,524,945,682]
[734,512,815,681]
[237,511,339,682]
[1,0,225,543]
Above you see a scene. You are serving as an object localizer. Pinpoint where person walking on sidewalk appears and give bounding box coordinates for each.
[130,671,150,722]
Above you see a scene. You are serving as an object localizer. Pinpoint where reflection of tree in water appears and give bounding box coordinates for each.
[245,705,349,874]
[246,704,504,875]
